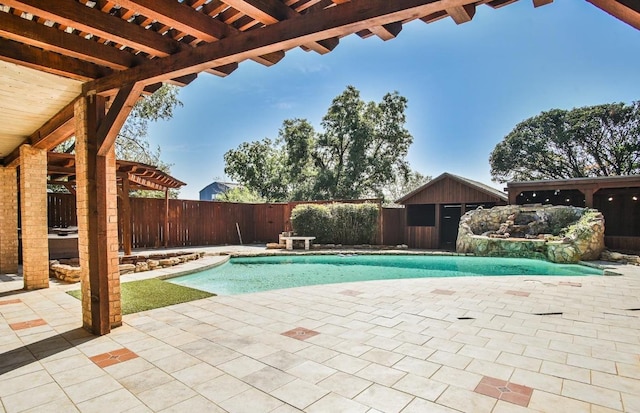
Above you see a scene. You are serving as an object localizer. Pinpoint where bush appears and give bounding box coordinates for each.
[290,202,379,245]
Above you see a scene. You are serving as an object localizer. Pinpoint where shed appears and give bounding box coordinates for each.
[397,173,507,249]
[506,175,640,253]
[199,181,240,201]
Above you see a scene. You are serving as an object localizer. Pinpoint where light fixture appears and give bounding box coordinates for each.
[608,197,613,202]
[532,192,536,197]
[566,198,570,202]
[545,198,550,202]
[633,196,638,201]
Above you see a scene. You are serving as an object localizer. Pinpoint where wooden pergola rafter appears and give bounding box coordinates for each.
[0,0,637,336]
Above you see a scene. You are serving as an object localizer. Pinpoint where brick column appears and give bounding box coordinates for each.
[0,166,18,274]
[19,145,49,289]
[75,95,122,334]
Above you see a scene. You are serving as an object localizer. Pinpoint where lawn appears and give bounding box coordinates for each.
[67,278,214,314]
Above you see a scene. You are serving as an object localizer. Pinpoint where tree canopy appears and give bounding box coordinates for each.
[224,86,415,202]
[489,101,640,183]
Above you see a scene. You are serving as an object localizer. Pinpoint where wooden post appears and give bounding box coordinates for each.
[120,174,132,256]
[164,188,169,248]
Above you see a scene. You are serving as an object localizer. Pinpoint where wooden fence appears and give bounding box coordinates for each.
[47,194,398,250]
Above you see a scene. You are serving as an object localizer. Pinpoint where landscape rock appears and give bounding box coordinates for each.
[457,205,605,263]
[50,263,82,283]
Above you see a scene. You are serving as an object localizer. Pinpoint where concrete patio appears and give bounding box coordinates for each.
[1,249,639,412]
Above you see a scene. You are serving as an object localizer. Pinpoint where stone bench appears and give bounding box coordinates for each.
[281,236,316,251]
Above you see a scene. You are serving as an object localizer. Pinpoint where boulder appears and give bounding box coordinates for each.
[50,263,82,283]
[119,263,136,275]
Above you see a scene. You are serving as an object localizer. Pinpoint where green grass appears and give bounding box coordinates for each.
[67,278,214,315]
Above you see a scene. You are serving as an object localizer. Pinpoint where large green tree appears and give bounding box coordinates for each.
[224,86,414,202]
[490,101,640,183]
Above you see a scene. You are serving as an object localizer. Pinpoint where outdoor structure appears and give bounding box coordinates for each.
[0,1,638,335]
[46,152,186,256]
[506,175,640,252]
[396,173,507,249]
[199,181,240,201]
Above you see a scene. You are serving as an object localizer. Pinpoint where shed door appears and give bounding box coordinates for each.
[440,205,462,250]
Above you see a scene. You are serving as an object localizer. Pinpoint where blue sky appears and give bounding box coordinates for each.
[147,1,640,200]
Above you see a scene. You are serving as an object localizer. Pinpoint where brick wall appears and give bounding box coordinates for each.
[19,145,49,289]
[0,166,18,274]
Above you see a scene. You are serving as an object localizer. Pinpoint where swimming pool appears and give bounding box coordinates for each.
[169,254,603,295]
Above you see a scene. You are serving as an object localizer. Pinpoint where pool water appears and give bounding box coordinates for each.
[169,254,602,295]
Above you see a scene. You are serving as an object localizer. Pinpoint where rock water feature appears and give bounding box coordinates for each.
[456,205,605,263]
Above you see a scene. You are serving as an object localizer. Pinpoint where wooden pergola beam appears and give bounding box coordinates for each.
[96,82,146,156]
[2,0,184,56]
[110,0,229,42]
[0,38,110,81]
[0,11,137,70]
[30,99,78,150]
[368,22,403,41]
[128,173,167,191]
[84,0,481,95]
[446,4,476,24]
[586,0,640,30]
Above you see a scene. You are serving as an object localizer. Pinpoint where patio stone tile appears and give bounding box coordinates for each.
[355,363,406,386]
[9,318,47,330]
[65,375,123,404]
[491,400,535,413]
[431,366,483,390]
[271,405,303,413]
[118,367,173,394]
[151,352,201,373]
[287,359,337,383]
[242,365,297,393]
[566,353,617,374]
[52,363,106,387]
[436,386,496,413]
[156,395,226,413]
[505,290,530,297]
[218,355,267,378]
[431,289,456,295]
[360,348,404,367]
[22,397,79,413]
[592,370,640,394]
[295,344,340,362]
[324,353,370,374]
[136,380,198,411]
[75,388,146,413]
[260,350,307,370]
[219,388,284,413]
[332,340,373,357]
[306,392,369,413]
[509,368,562,394]
[473,376,533,407]
[540,360,590,383]
[522,344,567,363]
[281,327,320,341]
[317,371,372,398]
[171,362,224,387]
[236,342,279,358]
[392,356,439,378]
[400,397,460,413]
[424,337,463,354]
[0,369,54,398]
[365,335,402,351]
[353,383,413,413]
[527,390,590,413]
[428,350,472,369]
[621,392,640,412]
[392,373,447,401]
[270,378,330,410]
[136,343,183,362]
[104,356,154,379]
[465,359,514,381]
[194,373,251,403]
[89,347,138,368]
[1,382,66,413]
[561,379,622,410]
[393,343,435,360]
[496,351,542,372]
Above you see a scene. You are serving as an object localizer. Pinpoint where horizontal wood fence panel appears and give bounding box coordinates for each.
[48,194,393,250]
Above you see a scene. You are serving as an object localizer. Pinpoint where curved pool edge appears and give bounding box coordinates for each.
[156,254,230,280]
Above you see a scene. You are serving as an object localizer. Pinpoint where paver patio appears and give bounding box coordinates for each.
[1,248,639,412]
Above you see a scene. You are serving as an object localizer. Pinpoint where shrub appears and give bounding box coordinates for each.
[290,202,380,245]
[290,204,333,243]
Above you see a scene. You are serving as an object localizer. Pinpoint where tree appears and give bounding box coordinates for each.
[383,170,432,206]
[490,101,640,183]
[217,186,265,203]
[224,86,414,202]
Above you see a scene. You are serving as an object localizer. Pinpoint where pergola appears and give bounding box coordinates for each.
[0,0,638,335]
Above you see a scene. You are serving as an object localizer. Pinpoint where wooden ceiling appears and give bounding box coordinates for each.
[0,0,638,165]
